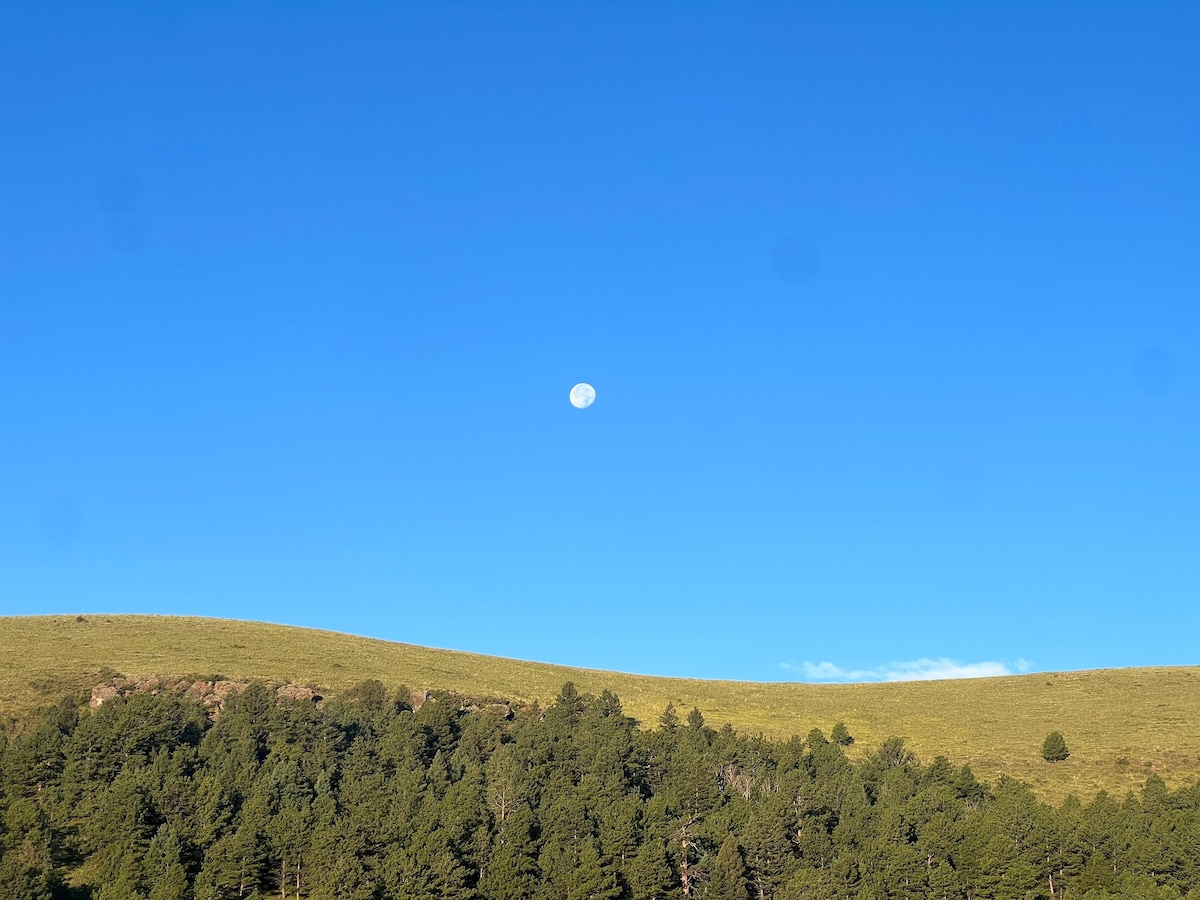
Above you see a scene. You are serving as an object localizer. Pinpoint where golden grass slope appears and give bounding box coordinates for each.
[1,614,1198,804]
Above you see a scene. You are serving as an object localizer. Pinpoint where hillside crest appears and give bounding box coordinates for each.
[2,613,1198,802]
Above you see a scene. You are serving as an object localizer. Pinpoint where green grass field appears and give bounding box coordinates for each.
[2,614,1197,804]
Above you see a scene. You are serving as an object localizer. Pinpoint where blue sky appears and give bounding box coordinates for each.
[2,2,1197,682]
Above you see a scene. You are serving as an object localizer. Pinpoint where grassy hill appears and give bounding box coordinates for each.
[2,614,1198,804]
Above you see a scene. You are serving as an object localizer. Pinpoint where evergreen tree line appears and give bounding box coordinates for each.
[1,681,1199,900]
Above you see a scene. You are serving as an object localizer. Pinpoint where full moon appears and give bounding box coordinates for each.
[569,383,596,409]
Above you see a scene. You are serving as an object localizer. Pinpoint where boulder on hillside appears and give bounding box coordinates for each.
[211,681,249,703]
[486,702,514,720]
[185,680,214,702]
[130,676,161,694]
[89,685,120,708]
[276,684,321,703]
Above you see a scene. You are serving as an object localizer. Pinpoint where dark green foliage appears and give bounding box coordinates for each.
[742,792,796,899]
[144,825,189,900]
[480,805,539,900]
[830,722,854,746]
[1043,731,1070,762]
[659,703,680,733]
[0,796,57,900]
[708,833,749,900]
[342,678,388,714]
[0,683,1198,900]
[927,860,959,899]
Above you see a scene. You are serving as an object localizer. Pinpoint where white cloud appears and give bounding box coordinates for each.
[779,657,1020,683]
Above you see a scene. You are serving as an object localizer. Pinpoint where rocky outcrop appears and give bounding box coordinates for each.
[488,702,514,719]
[276,684,320,703]
[88,675,319,716]
[86,676,518,721]
[89,685,119,708]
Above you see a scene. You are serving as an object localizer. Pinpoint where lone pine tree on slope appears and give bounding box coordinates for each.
[1042,731,1070,762]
